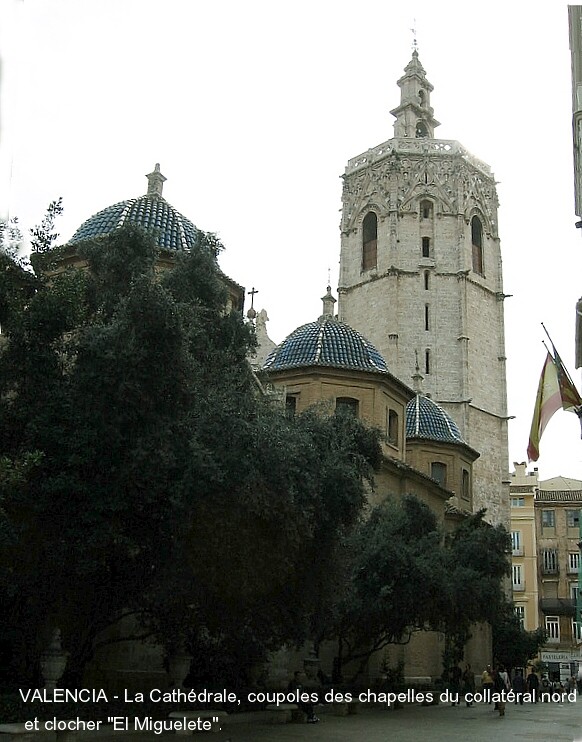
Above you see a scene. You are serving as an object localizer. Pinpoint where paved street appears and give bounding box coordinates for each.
[85,699,582,742]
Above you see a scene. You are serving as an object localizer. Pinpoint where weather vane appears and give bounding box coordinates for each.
[410,20,418,52]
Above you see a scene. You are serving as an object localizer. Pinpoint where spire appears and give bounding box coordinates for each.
[390,52,440,139]
[412,350,424,392]
[319,285,337,321]
[146,163,166,198]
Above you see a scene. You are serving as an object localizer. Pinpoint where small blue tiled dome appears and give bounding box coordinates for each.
[68,164,199,252]
[263,316,389,374]
[406,394,467,445]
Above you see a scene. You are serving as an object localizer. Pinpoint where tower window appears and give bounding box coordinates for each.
[461,469,470,500]
[425,349,431,374]
[362,212,377,271]
[420,200,433,219]
[418,89,426,107]
[416,121,428,138]
[424,271,430,290]
[336,397,359,417]
[424,304,430,331]
[421,236,431,258]
[431,461,447,487]
[285,395,297,417]
[387,409,399,446]
[471,215,484,275]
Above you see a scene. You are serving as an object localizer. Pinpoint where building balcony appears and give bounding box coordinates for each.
[539,598,576,616]
[541,566,559,576]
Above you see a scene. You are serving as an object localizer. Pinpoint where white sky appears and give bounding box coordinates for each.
[1,0,582,482]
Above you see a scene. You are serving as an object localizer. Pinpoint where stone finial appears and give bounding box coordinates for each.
[257,308,269,328]
[320,285,336,320]
[146,163,167,198]
[412,350,424,392]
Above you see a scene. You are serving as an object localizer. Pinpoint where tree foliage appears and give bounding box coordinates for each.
[29,197,64,254]
[332,496,511,681]
[492,602,547,671]
[438,510,511,670]
[0,220,382,688]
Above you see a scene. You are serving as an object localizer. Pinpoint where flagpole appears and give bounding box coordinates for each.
[542,322,579,390]
[540,324,582,440]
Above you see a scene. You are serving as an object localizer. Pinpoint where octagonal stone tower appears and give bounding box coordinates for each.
[337,52,509,526]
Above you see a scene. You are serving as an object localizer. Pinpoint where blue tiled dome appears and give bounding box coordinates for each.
[68,195,199,251]
[263,317,389,374]
[406,394,467,445]
[68,165,199,252]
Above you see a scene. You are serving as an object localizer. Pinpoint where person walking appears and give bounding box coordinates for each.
[449,664,462,706]
[496,664,511,716]
[526,668,540,703]
[512,669,525,704]
[482,664,494,704]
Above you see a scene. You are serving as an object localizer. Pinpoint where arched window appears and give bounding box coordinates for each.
[387,409,399,446]
[424,304,430,331]
[425,349,431,374]
[420,200,433,219]
[471,215,484,275]
[424,271,430,290]
[362,212,377,271]
[416,121,428,138]
[336,397,359,417]
[418,89,426,107]
[431,461,447,487]
[422,236,431,258]
[461,469,470,500]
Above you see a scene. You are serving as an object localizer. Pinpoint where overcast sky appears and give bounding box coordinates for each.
[2,0,582,482]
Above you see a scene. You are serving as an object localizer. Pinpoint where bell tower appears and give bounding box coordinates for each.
[337,53,509,526]
[390,50,440,139]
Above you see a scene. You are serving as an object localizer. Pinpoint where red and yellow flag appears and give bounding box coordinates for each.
[552,347,582,410]
[527,353,564,462]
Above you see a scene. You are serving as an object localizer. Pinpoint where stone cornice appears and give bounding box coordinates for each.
[344,137,492,179]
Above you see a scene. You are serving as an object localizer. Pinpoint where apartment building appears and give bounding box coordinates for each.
[511,463,582,676]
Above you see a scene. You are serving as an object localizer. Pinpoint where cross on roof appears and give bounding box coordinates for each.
[247,286,258,310]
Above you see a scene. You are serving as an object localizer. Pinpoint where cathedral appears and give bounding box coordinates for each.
[260,50,509,525]
[42,51,509,684]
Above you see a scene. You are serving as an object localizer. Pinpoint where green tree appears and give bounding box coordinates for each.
[438,510,511,672]
[333,495,446,681]
[331,496,511,682]
[492,602,547,672]
[29,197,63,254]
[0,221,381,688]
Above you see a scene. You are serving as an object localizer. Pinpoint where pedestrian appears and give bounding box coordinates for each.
[462,663,475,707]
[512,669,525,704]
[526,668,539,703]
[494,664,510,717]
[482,664,494,704]
[449,664,462,706]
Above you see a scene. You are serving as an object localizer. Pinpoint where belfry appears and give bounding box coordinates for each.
[337,50,509,526]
